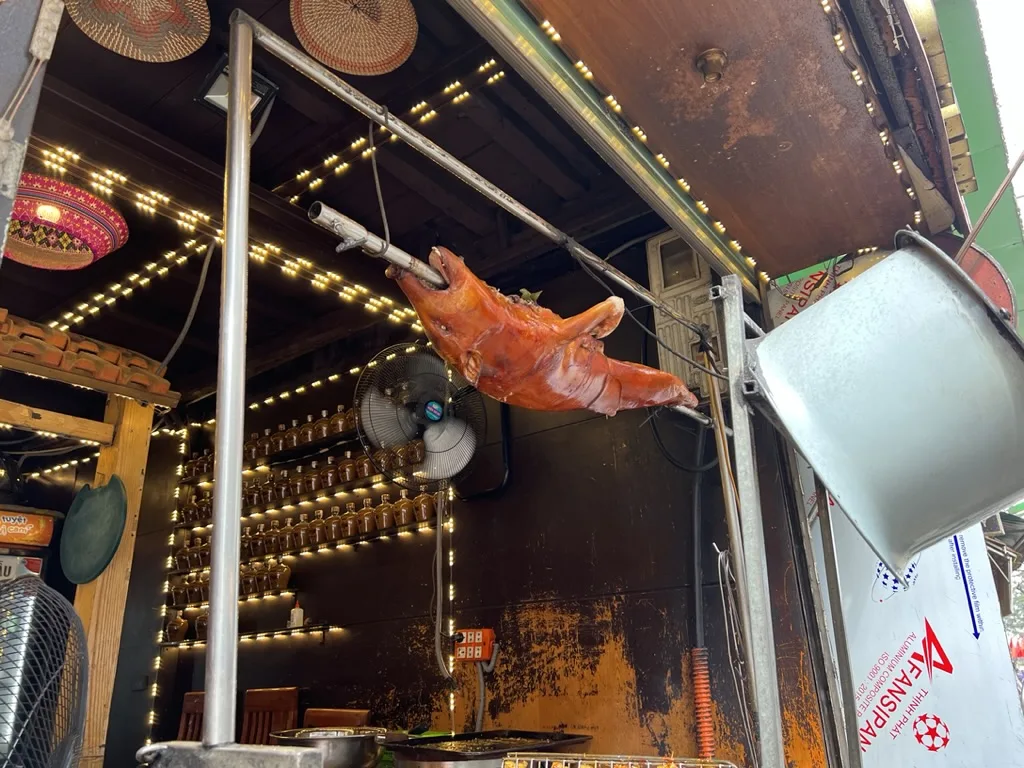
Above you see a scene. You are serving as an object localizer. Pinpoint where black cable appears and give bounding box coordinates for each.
[159,242,216,374]
[638,305,719,472]
[650,411,718,472]
[693,424,708,648]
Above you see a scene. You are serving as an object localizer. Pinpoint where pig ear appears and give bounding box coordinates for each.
[460,350,482,386]
[560,296,625,339]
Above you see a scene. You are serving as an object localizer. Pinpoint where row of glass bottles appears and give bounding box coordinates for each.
[169,558,292,607]
[174,487,438,572]
[181,405,359,480]
[242,406,358,463]
[177,440,427,526]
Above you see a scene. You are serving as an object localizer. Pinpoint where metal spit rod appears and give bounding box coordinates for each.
[238,12,713,360]
[204,16,251,747]
[308,202,714,429]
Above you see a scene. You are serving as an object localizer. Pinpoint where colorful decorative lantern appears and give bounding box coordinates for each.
[4,173,129,270]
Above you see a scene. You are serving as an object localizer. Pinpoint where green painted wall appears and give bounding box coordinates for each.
[936,0,1024,312]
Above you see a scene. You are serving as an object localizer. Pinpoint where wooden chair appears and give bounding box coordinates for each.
[176,692,204,741]
[303,708,371,728]
[240,687,299,744]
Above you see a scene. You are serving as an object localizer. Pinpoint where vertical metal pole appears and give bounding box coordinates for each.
[816,476,863,768]
[203,15,252,747]
[784,450,847,768]
[718,274,787,768]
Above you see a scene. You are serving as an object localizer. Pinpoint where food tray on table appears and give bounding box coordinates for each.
[386,731,590,762]
[504,753,740,768]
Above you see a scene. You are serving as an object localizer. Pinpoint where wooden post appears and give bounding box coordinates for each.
[74,395,155,767]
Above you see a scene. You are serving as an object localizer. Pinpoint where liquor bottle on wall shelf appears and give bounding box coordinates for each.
[339,451,357,483]
[314,409,331,440]
[358,498,376,534]
[374,494,395,530]
[244,432,259,462]
[304,462,321,493]
[271,424,287,453]
[329,405,346,435]
[395,489,415,526]
[326,506,343,541]
[320,457,338,488]
[341,503,359,537]
[257,427,274,458]
[414,486,436,522]
[310,510,327,546]
[294,513,311,548]
[299,415,316,445]
[284,419,301,450]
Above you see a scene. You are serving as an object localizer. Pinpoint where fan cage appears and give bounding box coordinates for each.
[353,343,486,493]
[0,576,87,768]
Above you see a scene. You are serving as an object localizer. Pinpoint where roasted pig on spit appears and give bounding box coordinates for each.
[387,246,698,416]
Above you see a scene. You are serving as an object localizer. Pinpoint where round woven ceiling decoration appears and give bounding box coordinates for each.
[4,173,129,271]
[66,0,210,63]
[290,0,418,76]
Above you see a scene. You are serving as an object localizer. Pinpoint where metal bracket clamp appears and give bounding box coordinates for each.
[137,742,324,768]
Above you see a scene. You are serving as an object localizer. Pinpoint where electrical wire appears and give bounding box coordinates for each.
[637,305,719,472]
[717,545,760,768]
[474,642,499,732]
[432,487,452,680]
[602,231,665,263]
[368,116,392,260]
[159,242,216,374]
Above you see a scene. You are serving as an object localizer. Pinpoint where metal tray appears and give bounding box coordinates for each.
[387,731,591,762]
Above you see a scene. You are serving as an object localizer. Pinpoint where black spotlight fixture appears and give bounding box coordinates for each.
[196,52,279,145]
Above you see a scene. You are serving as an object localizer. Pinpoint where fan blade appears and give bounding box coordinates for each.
[360,389,417,449]
[404,353,450,404]
[420,417,476,479]
[406,352,447,381]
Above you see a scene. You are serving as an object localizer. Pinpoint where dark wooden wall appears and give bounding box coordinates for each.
[106,247,826,767]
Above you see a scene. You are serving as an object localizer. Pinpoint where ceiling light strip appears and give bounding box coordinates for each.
[273,58,504,199]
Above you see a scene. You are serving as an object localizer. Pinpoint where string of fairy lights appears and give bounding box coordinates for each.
[27,142,423,335]
[272,57,504,204]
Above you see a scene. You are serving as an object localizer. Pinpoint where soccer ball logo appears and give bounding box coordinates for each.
[913,713,950,752]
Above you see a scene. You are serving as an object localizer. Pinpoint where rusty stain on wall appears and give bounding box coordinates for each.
[437,598,746,765]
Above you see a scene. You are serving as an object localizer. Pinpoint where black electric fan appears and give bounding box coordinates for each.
[353,343,486,491]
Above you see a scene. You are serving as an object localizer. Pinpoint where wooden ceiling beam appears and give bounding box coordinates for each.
[459,91,587,200]
[375,150,494,237]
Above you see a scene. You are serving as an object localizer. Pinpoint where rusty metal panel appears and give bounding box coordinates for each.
[522,0,919,275]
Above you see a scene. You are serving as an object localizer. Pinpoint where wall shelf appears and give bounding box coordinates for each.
[178,429,362,487]
[172,588,296,611]
[169,519,436,577]
[176,465,429,530]
[160,623,343,649]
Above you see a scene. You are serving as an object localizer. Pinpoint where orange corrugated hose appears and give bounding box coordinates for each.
[692,646,715,759]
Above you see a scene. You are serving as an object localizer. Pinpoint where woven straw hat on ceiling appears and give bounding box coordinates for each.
[66,0,211,63]
[291,0,418,76]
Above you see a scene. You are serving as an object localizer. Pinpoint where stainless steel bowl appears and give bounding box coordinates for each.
[271,727,386,768]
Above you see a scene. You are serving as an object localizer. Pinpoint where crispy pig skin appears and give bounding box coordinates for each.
[387,246,699,416]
